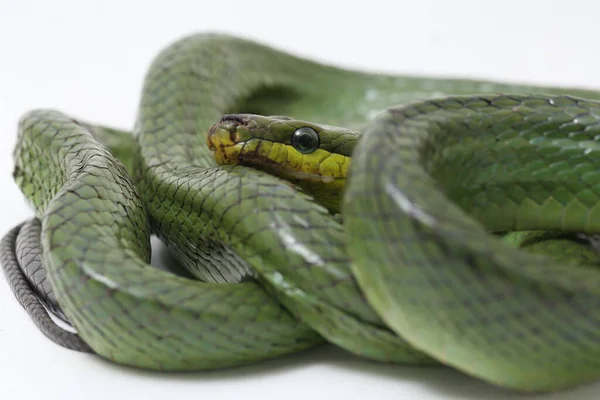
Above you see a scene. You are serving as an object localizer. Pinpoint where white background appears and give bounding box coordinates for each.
[2,1,600,399]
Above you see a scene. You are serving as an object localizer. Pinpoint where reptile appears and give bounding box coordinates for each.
[4,33,600,392]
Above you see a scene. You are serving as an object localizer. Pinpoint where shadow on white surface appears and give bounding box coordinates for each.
[143,240,599,400]
[90,343,600,400]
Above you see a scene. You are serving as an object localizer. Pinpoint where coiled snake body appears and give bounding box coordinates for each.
[5,33,600,392]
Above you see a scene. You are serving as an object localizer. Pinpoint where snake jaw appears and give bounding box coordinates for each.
[208,126,336,183]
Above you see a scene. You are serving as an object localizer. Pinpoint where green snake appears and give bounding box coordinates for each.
[5,33,600,393]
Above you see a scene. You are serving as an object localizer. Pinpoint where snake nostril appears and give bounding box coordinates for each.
[220,114,244,124]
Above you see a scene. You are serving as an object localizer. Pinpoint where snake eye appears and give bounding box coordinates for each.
[291,127,319,154]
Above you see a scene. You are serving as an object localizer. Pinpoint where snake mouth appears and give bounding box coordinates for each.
[237,150,336,184]
[210,135,336,184]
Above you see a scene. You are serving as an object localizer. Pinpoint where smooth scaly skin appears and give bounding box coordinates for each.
[12,34,436,370]
[345,95,600,391]
[7,33,600,391]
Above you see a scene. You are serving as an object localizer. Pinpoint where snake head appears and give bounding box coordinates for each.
[207,113,359,213]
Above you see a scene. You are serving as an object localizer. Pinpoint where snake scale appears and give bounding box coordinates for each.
[5,33,600,392]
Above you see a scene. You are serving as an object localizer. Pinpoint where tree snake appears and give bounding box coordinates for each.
[4,33,600,392]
